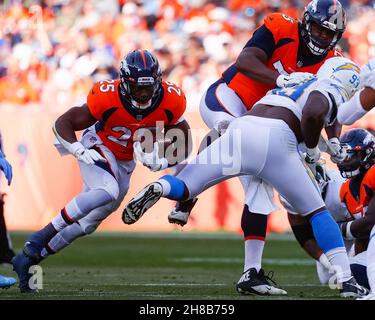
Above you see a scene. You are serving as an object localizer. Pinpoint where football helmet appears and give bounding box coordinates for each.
[338,128,375,178]
[119,50,162,110]
[301,0,346,56]
[317,56,361,101]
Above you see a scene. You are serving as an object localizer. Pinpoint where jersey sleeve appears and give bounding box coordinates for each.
[87,83,105,120]
[364,167,375,194]
[244,24,275,59]
[170,89,187,125]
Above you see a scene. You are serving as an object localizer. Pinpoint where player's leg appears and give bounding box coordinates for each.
[40,161,135,258]
[237,176,280,294]
[257,120,367,297]
[0,193,15,264]
[169,81,246,226]
[124,116,273,229]
[12,144,121,292]
[359,225,375,299]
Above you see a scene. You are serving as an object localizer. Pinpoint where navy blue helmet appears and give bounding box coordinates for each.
[301,0,346,56]
[338,128,375,178]
[119,50,162,110]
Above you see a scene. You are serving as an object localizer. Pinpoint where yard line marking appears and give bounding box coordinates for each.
[170,257,315,266]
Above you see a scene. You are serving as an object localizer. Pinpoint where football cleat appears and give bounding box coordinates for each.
[11,247,40,294]
[0,274,16,289]
[122,182,163,225]
[236,268,287,296]
[357,292,375,300]
[339,277,369,298]
[168,198,198,226]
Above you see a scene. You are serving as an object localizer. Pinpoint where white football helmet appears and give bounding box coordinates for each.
[317,57,361,101]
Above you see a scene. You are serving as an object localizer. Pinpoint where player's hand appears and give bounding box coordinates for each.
[0,154,12,185]
[305,147,320,164]
[360,61,375,90]
[133,141,168,172]
[276,72,314,88]
[315,159,330,192]
[327,137,347,164]
[71,142,106,165]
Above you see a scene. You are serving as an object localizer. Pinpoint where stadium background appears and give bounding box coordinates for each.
[0,0,374,233]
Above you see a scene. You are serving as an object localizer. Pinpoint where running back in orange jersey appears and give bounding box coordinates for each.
[340,166,375,220]
[222,13,342,110]
[86,79,186,161]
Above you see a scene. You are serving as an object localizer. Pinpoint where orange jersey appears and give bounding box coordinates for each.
[340,166,375,220]
[87,80,186,161]
[222,13,342,110]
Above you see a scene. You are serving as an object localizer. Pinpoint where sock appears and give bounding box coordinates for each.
[241,206,268,272]
[27,223,58,250]
[158,175,187,200]
[51,189,113,232]
[367,226,375,293]
[41,223,85,258]
[309,210,351,283]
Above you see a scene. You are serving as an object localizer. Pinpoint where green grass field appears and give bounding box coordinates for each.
[0,231,342,300]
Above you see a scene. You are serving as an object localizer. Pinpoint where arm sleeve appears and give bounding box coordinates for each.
[337,90,367,125]
[244,24,276,59]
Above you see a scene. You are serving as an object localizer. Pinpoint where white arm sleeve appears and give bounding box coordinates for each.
[337,90,367,125]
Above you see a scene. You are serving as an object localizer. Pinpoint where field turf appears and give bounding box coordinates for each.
[0,232,343,300]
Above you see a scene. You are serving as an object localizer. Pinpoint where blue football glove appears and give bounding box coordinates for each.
[0,152,12,185]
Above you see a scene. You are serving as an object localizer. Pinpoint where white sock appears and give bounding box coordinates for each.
[244,239,264,272]
[157,178,171,196]
[367,226,375,293]
[43,223,85,256]
[325,247,352,283]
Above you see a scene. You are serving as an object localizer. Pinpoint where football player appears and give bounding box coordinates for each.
[11,50,192,293]
[284,129,375,299]
[123,57,369,297]
[0,139,16,289]
[338,59,375,125]
[169,0,347,295]
[337,129,375,299]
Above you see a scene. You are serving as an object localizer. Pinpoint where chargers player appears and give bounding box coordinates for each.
[0,142,16,289]
[11,50,191,293]
[338,59,375,125]
[168,0,346,295]
[123,57,369,297]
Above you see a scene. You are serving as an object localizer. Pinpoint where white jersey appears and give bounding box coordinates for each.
[256,77,347,127]
[323,169,351,223]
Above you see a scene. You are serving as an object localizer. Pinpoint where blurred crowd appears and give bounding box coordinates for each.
[0,0,375,112]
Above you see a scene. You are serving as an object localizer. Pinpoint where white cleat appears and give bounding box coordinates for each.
[122,183,163,225]
[168,198,198,226]
[357,292,375,300]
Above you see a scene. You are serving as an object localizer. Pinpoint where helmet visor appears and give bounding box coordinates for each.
[128,82,157,104]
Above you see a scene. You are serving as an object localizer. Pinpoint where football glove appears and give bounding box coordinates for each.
[305,147,320,164]
[326,137,347,164]
[133,141,168,172]
[70,142,106,165]
[276,72,314,88]
[0,152,12,185]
